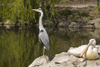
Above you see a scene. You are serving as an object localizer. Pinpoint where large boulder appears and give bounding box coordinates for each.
[94,20,100,28]
[89,29,100,38]
[28,55,53,67]
[88,18,100,28]
[88,18,100,25]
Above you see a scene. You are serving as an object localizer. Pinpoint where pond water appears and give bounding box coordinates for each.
[0,26,100,67]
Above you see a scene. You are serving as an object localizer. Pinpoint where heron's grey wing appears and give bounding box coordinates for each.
[39,30,50,51]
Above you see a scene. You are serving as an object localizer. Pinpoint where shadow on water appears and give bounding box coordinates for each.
[0,26,100,67]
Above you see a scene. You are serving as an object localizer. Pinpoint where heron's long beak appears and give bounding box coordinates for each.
[80,43,91,57]
[32,9,37,11]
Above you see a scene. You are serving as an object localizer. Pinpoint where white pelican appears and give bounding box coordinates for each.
[68,39,99,60]
[82,46,98,59]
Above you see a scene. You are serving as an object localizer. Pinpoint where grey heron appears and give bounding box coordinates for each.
[32,8,50,55]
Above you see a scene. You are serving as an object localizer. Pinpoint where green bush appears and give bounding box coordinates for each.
[88,16,94,20]
[0,0,60,25]
[78,12,89,17]
[60,10,73,18]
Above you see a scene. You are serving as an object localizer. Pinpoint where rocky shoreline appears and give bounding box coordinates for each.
[43,18,100,29]
[28,45,100,67]
[1,18,100,31]
[28,52,100,67]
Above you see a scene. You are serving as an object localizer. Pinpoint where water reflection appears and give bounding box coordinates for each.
[0,26,100,67]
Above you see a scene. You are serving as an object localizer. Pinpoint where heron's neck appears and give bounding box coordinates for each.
[39,11,44,30]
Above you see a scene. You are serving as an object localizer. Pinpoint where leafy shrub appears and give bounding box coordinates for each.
[88,16,94,20]
[78,12,89,17]
[60,10,73,18]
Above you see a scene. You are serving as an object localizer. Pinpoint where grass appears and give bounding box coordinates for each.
[66,1,69,3]
[78,12,89,17]
[88,16,94,20]
[71,43,76,47]
[61,2,64,4]
[60,10,73,18]
[83,61,87,67]
[89,6,94,8]
[70,0,73,1]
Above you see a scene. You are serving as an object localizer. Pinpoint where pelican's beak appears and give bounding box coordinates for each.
[80,43,91,57]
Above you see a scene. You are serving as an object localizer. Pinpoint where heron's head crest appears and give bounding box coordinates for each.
[38,8,43,12]
[38,8,42,10]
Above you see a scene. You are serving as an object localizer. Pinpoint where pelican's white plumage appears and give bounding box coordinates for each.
[68,39,99,60]
[68,45,87,57]
[83,46,99,59]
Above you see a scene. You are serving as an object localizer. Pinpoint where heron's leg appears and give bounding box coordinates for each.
[43,47,45,56]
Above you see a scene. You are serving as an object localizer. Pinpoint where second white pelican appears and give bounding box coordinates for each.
[68,39,99,60]
[82,45,98,59]
[80,39,99,60]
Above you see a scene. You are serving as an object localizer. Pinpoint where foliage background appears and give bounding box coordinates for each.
[0,0,60,25]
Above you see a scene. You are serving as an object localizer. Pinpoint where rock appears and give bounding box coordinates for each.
[39,61,55,67]
[68,27,79,31]
[53,52,70,63]
[40,52,75,67]
[69,55,81,64]
[4,25,15,29]
[95,21,100,29]
[40,61,75,67]
[82,25,94,28]
[88,18,100,25]
[68,55,78,63]
[58,22,69,27]
[88,18,100,28]
[58,27,67,32]
[56,61,74,67]
[94,29,100,38]
[69,22,76,28]
[69,22,82,28]
[4,20,11,25]
[0,22,2,25]
[89,29,100,38]
[77,61,87,67]
[28,55,53,67]
[29,52,100,67]
[86,60,100,67]
[68,55,85,66]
